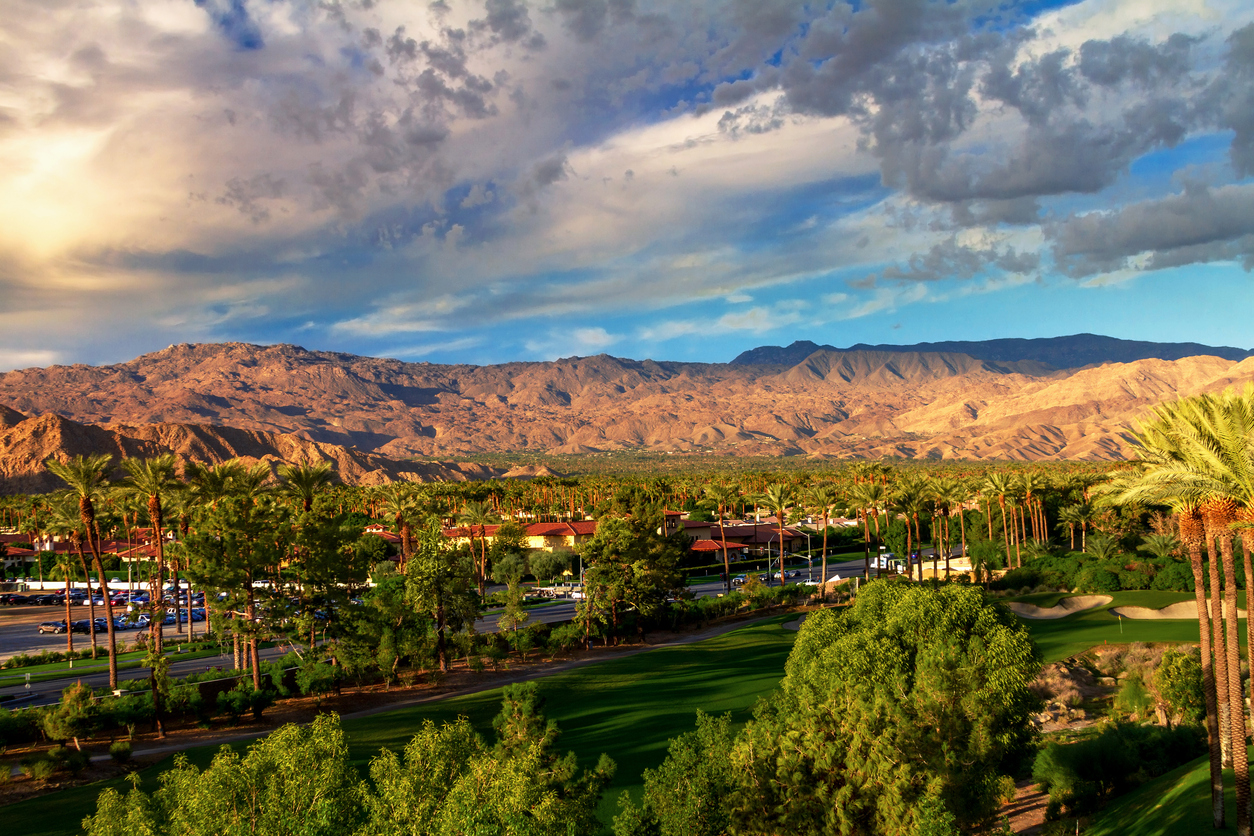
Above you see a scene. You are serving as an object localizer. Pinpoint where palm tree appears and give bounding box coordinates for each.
[758,483,796,587]
[982,472,1016,570]
[43,500,82,655]
[706,483,741,594]
[278,460,336,514]
[120,455,181,657]
[804,484,840,599]
[45,454,119,689]
[1137,533,1180,561]
[847,480,888,579]
[380,485,420,571]
[1115,388,1254,833]
[890,477,926,582]
[930,477,966,580]
[457,499,498,597]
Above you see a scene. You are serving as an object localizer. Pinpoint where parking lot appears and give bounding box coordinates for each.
[0,601,201,662]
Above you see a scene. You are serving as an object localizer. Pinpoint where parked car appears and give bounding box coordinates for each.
[70,620,92,634]
[37,620,67,634]
[1,593,30,605]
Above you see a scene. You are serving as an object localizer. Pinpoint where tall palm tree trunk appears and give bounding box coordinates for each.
[1214,505,1253,836]
[1182,508,1226,828]
[998,498,1011,569]
[74,544,98,659]
[1218,523,1248,836]
[1207,529,1233,767]
[81,512,118,689]
[63,568,74,654]
[717,504,730,595]
[819,510,830,601]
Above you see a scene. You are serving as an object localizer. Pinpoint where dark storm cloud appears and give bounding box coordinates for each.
[876,238,1040,282]
[470,0,546,50]
[1219,24,1254,177]
[1050,183,1254,277]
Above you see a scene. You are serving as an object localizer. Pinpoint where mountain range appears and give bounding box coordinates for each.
[2,334,1253,492]
[731,334,1254,368]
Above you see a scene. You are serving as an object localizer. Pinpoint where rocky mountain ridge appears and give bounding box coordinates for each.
[3,340,1254,469]
[0,409,503,494]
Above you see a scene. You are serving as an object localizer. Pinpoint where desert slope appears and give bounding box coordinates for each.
[3,342,1254,463]
[0,410,502,494]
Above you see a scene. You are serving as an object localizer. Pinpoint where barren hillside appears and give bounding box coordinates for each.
[2,341,1253,469]
[0,409,502,494]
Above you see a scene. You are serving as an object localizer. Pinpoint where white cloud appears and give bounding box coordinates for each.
[841,285,930,320]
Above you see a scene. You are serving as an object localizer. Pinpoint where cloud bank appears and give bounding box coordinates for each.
[0,0,1251,368]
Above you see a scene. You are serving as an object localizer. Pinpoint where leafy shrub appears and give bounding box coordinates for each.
[1033,722,1205,815]
[109,740,132,764]
[0,706,42,747]
[216,681,253,723]
[1117,569,1151,591]
[1151,562,1194,592]
[1114,672,1154,718]
[1154,649,1204,725]
[1074,565,1121,593]
[296,659,338,697]
[991,567,1043,591]
[547,622,583,654]
[23,757,57,780]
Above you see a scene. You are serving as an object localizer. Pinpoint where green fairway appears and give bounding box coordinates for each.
[3,615,800,836]
[1084,749,1251,836]
[1005,591,1217,663]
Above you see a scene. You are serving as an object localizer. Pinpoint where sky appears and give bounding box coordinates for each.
[1,0,1253,371]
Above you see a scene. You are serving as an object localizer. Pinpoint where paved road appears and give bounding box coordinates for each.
[1,560,870,707]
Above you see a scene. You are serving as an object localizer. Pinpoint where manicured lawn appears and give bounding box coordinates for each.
[3,615,800,836]
[1085,748,1252,836]
[1005,590,1223,663]
[0,646,224,687]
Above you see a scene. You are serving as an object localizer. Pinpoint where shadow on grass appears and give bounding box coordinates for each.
[4,618,800,836]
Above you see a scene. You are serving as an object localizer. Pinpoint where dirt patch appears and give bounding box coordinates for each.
[1005,595,1111,620]
[1001,779,1050,834]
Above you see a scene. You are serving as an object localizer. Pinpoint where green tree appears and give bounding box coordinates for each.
[405,520,478,673]
[579,515,684,644]
[42,682,99,751]
[613,711,736,836]
[730,582,1039,835]
[83,713,363,836]
[362,682,614,836]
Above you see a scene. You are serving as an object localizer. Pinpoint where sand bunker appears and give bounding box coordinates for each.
[1111,601,1247,620]
[1005,595,1112,619]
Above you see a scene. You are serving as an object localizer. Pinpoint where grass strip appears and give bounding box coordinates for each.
[2,614,800,836]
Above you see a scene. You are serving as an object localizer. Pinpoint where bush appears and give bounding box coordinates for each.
[1151,562,1194,592]
[109,739,132,764]
[1033,722,1205,815]
[1074,565,1121,594]
[24,757,57,780]
[1117,569,1151,591]
[0,707,42,747]
[296,659,338,697]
